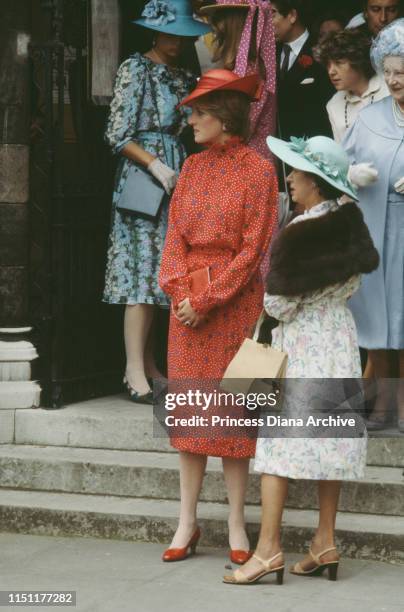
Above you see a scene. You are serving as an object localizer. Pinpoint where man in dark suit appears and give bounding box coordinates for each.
[358,0,403,37]
[272,0,334,141]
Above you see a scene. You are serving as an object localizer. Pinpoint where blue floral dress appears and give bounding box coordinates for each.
[103,53,196,305]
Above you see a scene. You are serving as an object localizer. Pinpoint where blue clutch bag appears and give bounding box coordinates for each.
[116,163,166,220]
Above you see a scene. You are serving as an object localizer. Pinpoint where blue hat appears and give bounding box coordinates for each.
[267,135,358,201]
[371,18,404,73]
[133,0,211,37]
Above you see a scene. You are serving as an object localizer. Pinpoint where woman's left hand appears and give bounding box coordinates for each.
[394,177,404,194]
[176,298,203,328]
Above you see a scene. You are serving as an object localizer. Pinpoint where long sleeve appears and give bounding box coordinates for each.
[190,162,278,315]
[105,56,145,155]
[159,158,193,306]
[264,276,361,323]
[264,293,302,322]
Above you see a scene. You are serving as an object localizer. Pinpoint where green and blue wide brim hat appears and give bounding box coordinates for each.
[267,135,358,201]
[133,0,212,37]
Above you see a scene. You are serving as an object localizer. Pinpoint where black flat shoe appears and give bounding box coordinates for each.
[123,377,154,405]
[130,391,154,405]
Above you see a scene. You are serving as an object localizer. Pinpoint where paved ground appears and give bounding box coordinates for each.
[0,533,402,612]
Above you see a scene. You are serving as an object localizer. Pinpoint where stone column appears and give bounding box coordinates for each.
[0,0,40,434]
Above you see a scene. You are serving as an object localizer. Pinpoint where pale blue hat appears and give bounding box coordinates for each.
[370,18,404,73]
[267,135,358,201]
[133,0,211,37]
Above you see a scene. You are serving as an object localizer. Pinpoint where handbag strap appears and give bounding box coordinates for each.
[145,65,169,165]
[253,310,267,342]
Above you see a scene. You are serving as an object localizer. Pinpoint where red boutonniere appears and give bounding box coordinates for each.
[298,54,314,69]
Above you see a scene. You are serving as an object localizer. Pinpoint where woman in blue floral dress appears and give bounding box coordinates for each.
[103,0,209,402]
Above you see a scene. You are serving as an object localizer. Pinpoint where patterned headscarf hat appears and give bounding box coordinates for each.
[200,0,276,96]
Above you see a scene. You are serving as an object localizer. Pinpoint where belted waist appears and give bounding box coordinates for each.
[137,131,181,141]
[188,245,237,257]
[388,192,404,204]
[186,246,237,277]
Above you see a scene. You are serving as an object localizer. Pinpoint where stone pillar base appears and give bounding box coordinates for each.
[0,381,41,409]
[0,328,41,414]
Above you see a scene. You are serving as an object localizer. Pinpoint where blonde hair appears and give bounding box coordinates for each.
[211,9,255,68]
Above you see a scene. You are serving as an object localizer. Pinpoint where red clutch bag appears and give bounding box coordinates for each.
[171,267,211,321]
[189,267,211,295]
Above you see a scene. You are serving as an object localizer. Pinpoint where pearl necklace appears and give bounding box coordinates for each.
[344,93,375,129]
[392,98,404,127]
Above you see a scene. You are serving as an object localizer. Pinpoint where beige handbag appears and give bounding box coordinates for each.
[220,311,288,395]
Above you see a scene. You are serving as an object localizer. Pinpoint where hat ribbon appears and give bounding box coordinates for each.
[289,137,353,190]
[234,0,276,95]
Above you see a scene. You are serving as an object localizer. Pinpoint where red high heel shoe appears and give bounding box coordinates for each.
[162,527,201,562]
[230,550,254,565]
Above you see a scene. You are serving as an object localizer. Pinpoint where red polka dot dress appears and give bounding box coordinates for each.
[159,137,278,458]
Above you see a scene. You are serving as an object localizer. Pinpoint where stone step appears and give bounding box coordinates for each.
[13,395,404,467]
[0,488,402,564]
[0,445,403,516]
[14,396,171,453]
[366,437,404,467]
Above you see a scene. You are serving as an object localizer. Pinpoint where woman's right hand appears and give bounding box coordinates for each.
[148,158,177,194]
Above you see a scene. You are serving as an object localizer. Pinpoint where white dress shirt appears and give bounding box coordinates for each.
[326,74,389,142]
[280,29,310,71]
[345,12,366,29]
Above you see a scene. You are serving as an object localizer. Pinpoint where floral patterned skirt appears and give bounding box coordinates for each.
[254,437,367,480]
[103,134,186,306]
[254,293,368,480]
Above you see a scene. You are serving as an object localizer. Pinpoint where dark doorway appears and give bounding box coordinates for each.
[30,0,125,407]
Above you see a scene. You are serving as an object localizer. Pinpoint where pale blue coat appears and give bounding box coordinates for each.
[343,96,404,349]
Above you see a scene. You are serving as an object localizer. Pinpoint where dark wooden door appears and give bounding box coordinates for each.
[30,0,124,407]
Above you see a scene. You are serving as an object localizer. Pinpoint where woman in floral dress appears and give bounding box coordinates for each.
[103,0,209,402]
[159,70,278,564]
[224,135,379,585]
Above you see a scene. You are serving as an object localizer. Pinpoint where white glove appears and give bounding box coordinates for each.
[147,158,177,194]
[348,163,379,188]
[394,177,404,194]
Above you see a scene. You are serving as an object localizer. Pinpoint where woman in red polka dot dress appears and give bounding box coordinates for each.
[159,70,278,564]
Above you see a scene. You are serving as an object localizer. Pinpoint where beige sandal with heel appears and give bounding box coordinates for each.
[289,546,339,581]
[223,551,285,585]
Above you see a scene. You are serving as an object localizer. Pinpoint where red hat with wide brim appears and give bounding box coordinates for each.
[178,69,261,107]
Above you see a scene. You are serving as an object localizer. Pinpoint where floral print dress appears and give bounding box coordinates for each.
[103,53,195,305]
[254,201,368,480]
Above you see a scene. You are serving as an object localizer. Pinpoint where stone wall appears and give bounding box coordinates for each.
[0,1,40,422]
